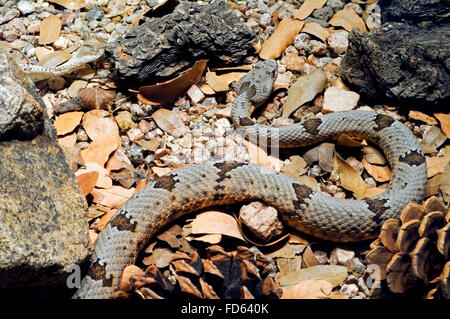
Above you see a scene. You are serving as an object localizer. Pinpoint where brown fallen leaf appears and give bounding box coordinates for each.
[281,279,332,299]
[79,134,118,166]
[294,0,327,20]
[301,22,331,42]
[282,69,327,117]
[187,234,222,244]
[54,111,84,135]
[139,60,207,104]
[362,158,391,182]
[276,265,348,288]
[329,8,367,32]
[47,0,86,10]
[105,149,132,172]
[426,174,442,197]
[82,110,121,144]
[297,175,320,191]
[38,51,72,67]
[422,126,447,151]
[426,156,450,178]
[244,140,273,169]
[97,210,115,231]
[277,256,303,277]
[120,265,145,292]
[152,166,172,177]
[79,87,116,110]
[143,248,174,268]
[199,84,215,95]
[191,211,245,242]
[205,71,246,92]
[333,153,370,199]
[434,113,450,138]
[363,184,388,198]
[76,171,98,196]
[440,161,450,203]
[267,241,306,259]
[152,108,190,137]
[67,80,88,98]
[34,47,53,61]
[259,18,304,60]
[76,162,113,189]
[58,132,77,148]
[409,110,438,125]
[39,15,62,45]
[363,145,387,165]
[281,155,307,179]
[336,134,366,147]
[91,185,135,209]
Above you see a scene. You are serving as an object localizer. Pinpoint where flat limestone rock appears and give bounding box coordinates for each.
[0,48,89,288]
[340,23,450,108]
[105,0,258,86]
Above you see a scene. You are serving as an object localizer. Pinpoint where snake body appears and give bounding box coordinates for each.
[73,60,427,298]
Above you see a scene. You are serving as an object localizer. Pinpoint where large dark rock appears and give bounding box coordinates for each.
[105,0,258,85]
[340,23,450,107]
[0,48,90,288]
[379,0,450,26]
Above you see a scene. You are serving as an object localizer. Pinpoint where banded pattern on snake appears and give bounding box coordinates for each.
[73,60,427,298]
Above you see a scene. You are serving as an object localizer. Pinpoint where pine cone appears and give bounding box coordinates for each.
[366,196,449,299]
[115,245,282,299]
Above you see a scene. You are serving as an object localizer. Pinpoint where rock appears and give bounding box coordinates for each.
[105,0,257,85]
[312,6,334,21]
[85,5,104,21]
[0,48,89,288]
[379,0,450,26]
[187,85,205,104]
[340,24,450,107]
[17,0,36,15]
[239,202,284,242]
[115,111,138,132]
[304,17,329,28]
[330,248,355,268]
[326,0,344,12]
[326,30,348,55]
[322,86,359,113]
[308,40,327,56]
[340,284,359,297]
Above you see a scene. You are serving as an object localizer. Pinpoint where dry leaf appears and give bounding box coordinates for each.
[152,108,190,137]
[440,161,450,203]
[363,184,388,198]
[199,84,216,95]
[362,158,391,182]
[281,279,332,299]
[434,113,450,138]
[39,15,62,45]
[259,18,304,60]
[38,51,72,67]
[297,175,320,191]
[76,162,113,189]
[282,69,327,117]
[58,132,77,148]
[244,140,273,169]
[191,211,245,242]
[82,110,121,144]
[152,166,172,176]
[317,142,335,173]
[79,134,118,166]
[426,156,450,178]
[47,0,85,10]
[34,47,53,61]
[276,256,303,276]
[422,126,447,151]
[136,139,161,152]
[329,8,367,32]
[409,110,438,125]
[294,0,327,20]
[336,134,366,147]
[68,80,88,98]
[281,155,307,179]
[334,153,370,199]
[187,234,222,244]
[54,111,84,135]
[426,174,442,197]
[301,22,331,42]
[363,146,386,165]
[120,265,145,292]
[91,185,135,209]
[97,210,115,231]
[267,241,306,259]
[206,71,246,92]
[139,60,207,104]
[76,171,98,196]
[277,265,348,288]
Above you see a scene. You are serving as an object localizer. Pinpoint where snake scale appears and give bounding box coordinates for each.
[73,60,427,298]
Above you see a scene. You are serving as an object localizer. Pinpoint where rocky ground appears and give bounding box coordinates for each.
[0,0,448,299]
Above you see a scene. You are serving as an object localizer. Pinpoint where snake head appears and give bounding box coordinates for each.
[236,59,278,106]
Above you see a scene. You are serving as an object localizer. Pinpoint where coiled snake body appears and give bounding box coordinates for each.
[73,60,427,298]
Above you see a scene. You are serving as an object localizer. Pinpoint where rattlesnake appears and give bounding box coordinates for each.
[73,60,427,298]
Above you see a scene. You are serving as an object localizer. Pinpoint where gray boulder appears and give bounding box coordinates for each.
[0,48,90,288]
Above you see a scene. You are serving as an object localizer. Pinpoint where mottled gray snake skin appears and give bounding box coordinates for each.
[73,60,427,298]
